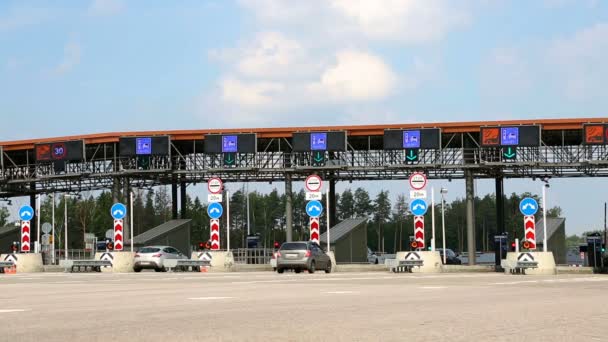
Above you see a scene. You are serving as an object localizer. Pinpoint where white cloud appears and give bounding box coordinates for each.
[88,0,125,17]
[309,50,397,102]
[54,42,81,75]
[220,77,285,108]
[547,23,608,100]
[329,0,469,43]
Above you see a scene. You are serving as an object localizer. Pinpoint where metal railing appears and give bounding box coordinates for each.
[231,248,275,265]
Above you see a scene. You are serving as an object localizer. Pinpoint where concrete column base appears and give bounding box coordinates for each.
[94,252,136,273]
[503,251,557,275]
[0,253,43,273]
[326,251,337,272]
[394,251,443,273]
[191,251,235,272]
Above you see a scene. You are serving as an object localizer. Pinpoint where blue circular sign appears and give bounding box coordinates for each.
[306,200,323,218]
[111,203,127,220]
[519,197,539,216]
[207,202,224,219]
[409,199,428,217]
[19,205,34,221]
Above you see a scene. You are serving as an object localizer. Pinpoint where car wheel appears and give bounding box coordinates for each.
[277,268,284,274]
[308,261,316,274]
[295,268,302,274]
[272,268,277,272]
[325,261,332,274]
[154,267,163,272]
[133,267,142,273]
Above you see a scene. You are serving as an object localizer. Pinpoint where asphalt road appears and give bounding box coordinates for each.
[1,271,607,342]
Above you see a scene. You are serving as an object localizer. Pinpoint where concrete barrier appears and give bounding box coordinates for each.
[326,251,337,272]
[94,252,136,273]
[394,251,442,273]
[0,253,43,273]
[335,264,386,272]
[503,251,556,275]
[191,251,235,272]
[442,265,495,273]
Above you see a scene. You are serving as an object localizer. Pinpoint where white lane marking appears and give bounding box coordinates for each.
[493,280,539,285]
[420,286,447,289]
[324,291,358,294]
[48,281,85,284]
[188,297,235,300]
[0,309,30,313]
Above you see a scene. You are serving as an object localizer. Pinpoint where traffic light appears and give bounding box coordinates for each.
[106,240,114,251]
[274,241,280,249]
[198,242,205,251]
[410,241,418,249]
[10,242,19,253]
[602,244,606,253]
[522,241,531,249]
[510,242,516,252]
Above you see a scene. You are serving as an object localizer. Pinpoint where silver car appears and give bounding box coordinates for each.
[276,241,332,274]
[134,246,188,272]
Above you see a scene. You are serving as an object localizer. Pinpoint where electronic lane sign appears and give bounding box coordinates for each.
[204,134,257,154]
[35,140,85,162]
[583,124,607,145]
[292,131,347,152]
[119,136,170,156]
[383,129,441,150]
[480,125,540,147]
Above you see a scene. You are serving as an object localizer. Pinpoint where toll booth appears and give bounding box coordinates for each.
[586,234,604,270]
[494,233,508,271]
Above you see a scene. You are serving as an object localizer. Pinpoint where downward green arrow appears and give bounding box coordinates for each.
[503,147,516,158]
[406,150,417,161]
[314,152,324,162]
[225,154,235,164]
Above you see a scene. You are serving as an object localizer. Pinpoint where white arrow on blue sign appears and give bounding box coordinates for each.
[207,202,224,219]
[519,197,539,216]
[19,205,34,221]
[409,199,428,216]
[110,203,127,220]
[306,200,323,218]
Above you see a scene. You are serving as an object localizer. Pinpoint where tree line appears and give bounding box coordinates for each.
[0,186,575,253]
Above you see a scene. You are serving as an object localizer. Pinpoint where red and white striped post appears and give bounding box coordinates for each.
[210,219,220,250]
[414,216,425,250]
[21,220,31,252]
[524,216,536,250]
[310,217,320,244]
[114,219,124,251]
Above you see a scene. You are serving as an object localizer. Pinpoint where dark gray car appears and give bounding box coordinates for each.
[276,242,331,274]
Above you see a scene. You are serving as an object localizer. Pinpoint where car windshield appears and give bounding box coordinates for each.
[280,243,307,251]
[139,247,161,253]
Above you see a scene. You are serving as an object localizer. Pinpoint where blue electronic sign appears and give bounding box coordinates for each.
[136,138,152,155]
[311,133,327,151]
[501,127,519,146]
[222,135,238,153]
[403,130,421,148]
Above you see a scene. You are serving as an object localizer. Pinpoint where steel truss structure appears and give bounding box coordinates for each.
[1,125,607,197]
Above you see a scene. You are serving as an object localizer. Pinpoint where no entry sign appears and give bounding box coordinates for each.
[305,175,323,192]
[409,172,427,190]
[208,177,223,194]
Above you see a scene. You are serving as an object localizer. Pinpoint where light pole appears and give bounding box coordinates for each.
[64,194,68,261]
[440,187,448,264]
[51,193,55,264]
[541,180,550,252]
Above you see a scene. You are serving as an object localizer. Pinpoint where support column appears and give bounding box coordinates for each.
[496,177,505,234]
[329,178,336,229]
[180,181,187,219]
[123,178,130,247]
[285,173,293,242]
[466,170,476,265]
[29,188,37,249]
[112,178,120,203]
[171,182,178,220]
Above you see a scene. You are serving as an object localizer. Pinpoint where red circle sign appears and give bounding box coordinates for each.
[409,172,427,190]
[305,175,323,192]
[207,177,223,194]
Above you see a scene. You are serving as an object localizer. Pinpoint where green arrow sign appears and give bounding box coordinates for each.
[503,147,516,159]
[224,152,236,165]
[314,151,324,163]
[406,149,419,162]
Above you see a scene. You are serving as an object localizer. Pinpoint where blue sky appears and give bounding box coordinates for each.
[1,0,607,235]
